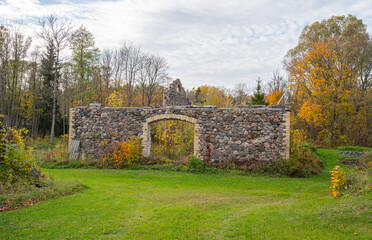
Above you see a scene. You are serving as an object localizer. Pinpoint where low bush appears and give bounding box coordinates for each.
[343,152,372,197]
[326,153,371,198]
[358,151,372,170]
[336,146,371,152]
[329,165,346,198]
[275,130,323,177]
[300,141,318,153]
[0,127,46,192]
[0,179,85,211]
[187,156,206,173]
[37,156,102,169]
[216,159,275,174]
[112,137,142,168]
[101,137,142,168]
[0,127,85,211]
[344,170,371,196]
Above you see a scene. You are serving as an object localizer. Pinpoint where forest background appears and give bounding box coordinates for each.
[0,14,371,148]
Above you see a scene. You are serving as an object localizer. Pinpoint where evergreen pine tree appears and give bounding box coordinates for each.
[251,78,268,105]
[39,42,60,136]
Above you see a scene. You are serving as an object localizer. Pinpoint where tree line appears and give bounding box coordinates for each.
[0,16,170,143]
[0,14,370,148]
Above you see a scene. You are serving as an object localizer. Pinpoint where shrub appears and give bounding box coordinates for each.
[0,130,86,211]
[219,159,274,174]
[187,156,205,173]
[38,154,101,169]
[300,141,317,153]
[358,151,372,170]
[151,120,194,160]
[0,127,47,193]
[275,157,304,177]
[343,152,372,197]
[328,153,371,198]
[336,146,371,152]
[344,171,371,197]
[112,137,142,168]
[0,178,85,211]
[329,165,345,198]
[100,136,142,168]
[275,130,323,177]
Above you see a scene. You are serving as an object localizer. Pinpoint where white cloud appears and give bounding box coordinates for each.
[0,0,371,89]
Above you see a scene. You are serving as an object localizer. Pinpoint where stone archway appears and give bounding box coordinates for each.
[141,114,200,158]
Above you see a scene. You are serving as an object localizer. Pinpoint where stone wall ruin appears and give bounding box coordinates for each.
[69,104,290,164]
[163,79,191,106]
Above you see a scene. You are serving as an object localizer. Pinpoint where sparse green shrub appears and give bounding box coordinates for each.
[0,178,85,211]
[275,130,323,177]
[220,159,274,174]
[344,171,371,197]
[187,156,205,173]
[300,141,318,153]
[143,156,173,165]
[358,151,372,170]
[38,155,101,169]
[336,146,371,152]
[343,152,372,197]
[274,157,303,177]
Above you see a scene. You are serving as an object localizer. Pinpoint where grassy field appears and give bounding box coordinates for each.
[1,149,371,239]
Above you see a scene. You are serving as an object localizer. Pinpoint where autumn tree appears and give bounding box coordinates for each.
[286,15,371,147]
[196,85,232,108]
[266,70,288,105]
[285,15,367,61]
[70,25,100,105]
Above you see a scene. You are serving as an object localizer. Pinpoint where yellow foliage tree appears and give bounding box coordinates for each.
[288,38,359,146]
[107,90,127,107]
[197,85,233,108]
[151,120,194,159]
[107,87,163,107]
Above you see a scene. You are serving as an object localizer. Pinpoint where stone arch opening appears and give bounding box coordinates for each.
[141,114,200,158]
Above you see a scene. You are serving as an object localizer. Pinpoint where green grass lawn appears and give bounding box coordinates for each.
[1,149,371,239]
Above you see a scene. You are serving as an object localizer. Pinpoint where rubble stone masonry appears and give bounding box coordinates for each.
[69,104,290,164]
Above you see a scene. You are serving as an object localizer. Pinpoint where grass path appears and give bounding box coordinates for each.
[1,150,371,239]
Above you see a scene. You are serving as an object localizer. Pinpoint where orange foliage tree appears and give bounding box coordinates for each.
[266,90,283,105]
[287,38,361,146]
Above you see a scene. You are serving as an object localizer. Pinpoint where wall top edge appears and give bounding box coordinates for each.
[73,104,289,111]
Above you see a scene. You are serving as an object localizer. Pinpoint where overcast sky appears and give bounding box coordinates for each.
[0,0,371,90]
